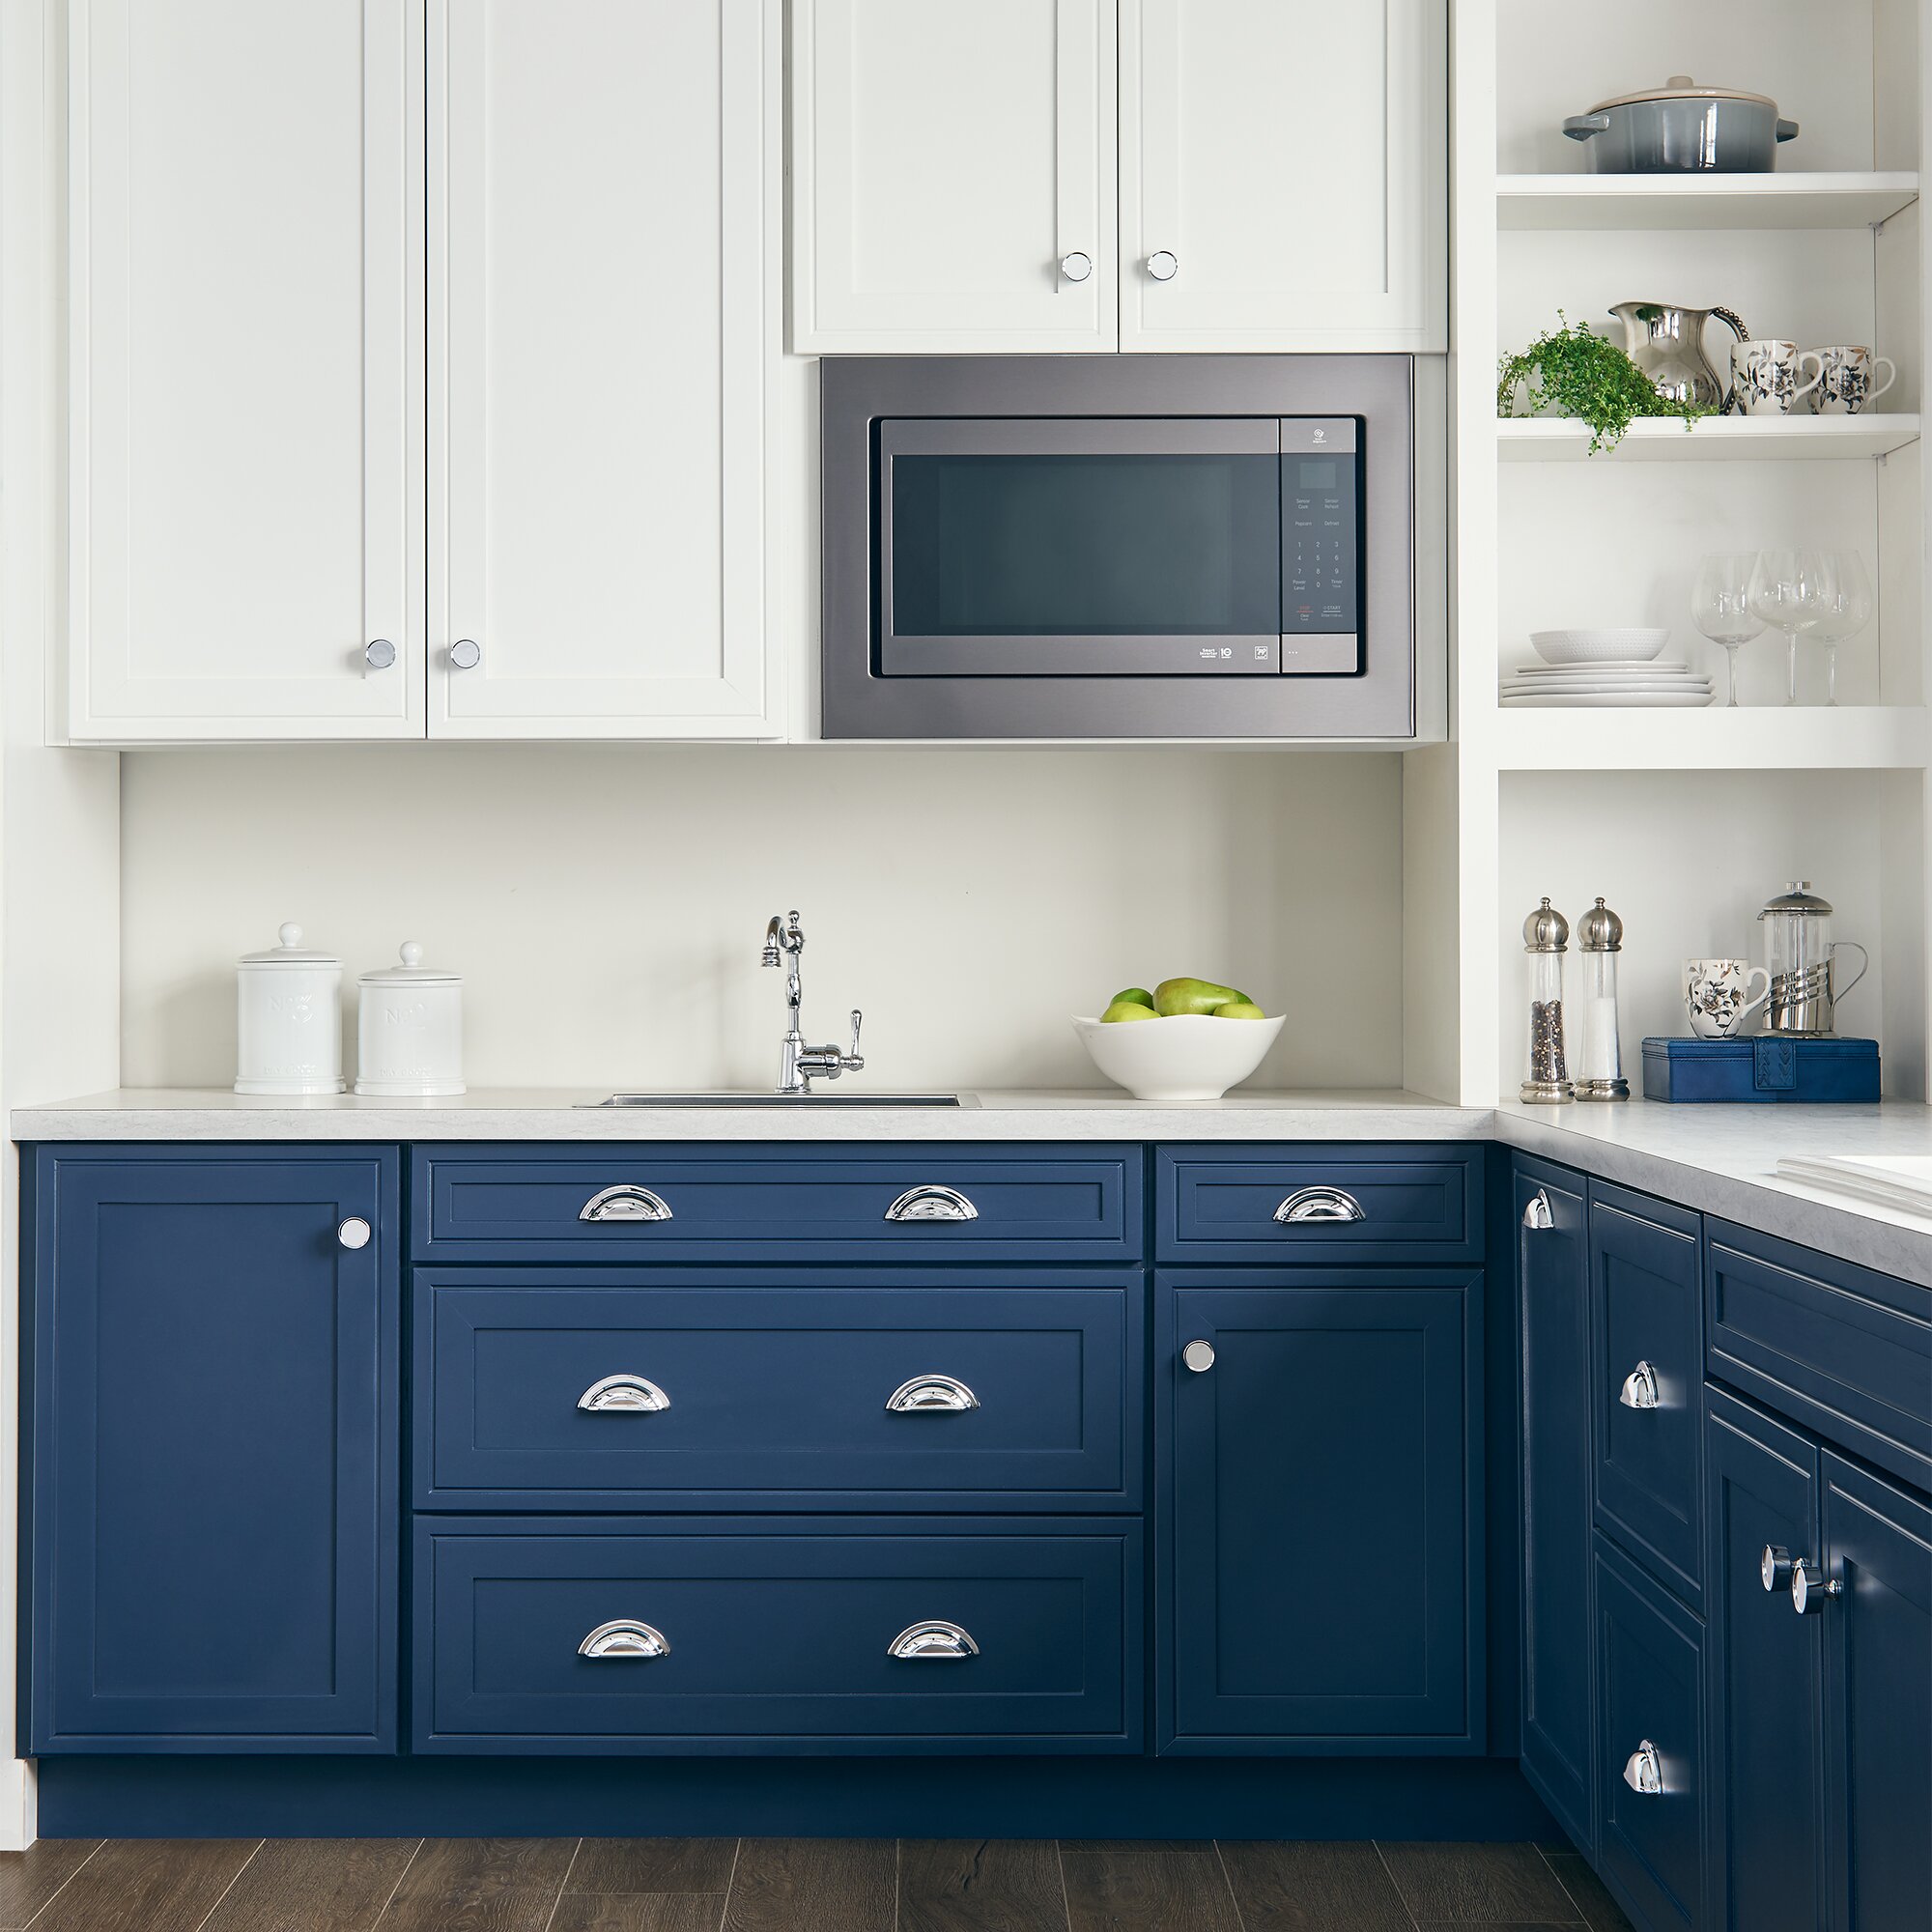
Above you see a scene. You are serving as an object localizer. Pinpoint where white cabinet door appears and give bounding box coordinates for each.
[791,0,1115,353]
[1119,0,1446,353]
[429,0,779,738]
[68,0,425,741]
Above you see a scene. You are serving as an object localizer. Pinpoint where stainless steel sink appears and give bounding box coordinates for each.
[585,1093,968,1108]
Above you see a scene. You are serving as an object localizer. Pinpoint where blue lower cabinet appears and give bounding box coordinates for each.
[416,1267,1140,1511]
[27,1147,401,1753]
[1515,1154,1595,1852]
[1820,1455,1932,1932]
[1157,1269,1483,1753]
[1594,1536,1706,1932]
[1704,1390,1824,1932]
[413,1518,1141,1754]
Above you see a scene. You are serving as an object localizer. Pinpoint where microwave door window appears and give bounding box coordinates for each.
[886,452,1282,673]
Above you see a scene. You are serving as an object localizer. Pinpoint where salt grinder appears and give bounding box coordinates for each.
[1573,897,1630,1100]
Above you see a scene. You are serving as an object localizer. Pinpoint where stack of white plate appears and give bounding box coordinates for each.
[1507,630,1713,706]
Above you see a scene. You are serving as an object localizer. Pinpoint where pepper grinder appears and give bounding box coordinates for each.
[1521,897,1573,1103]
[1573,897,1630,1101]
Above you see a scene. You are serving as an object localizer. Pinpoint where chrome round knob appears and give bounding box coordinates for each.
[1147,250,1179,282]
[1059,250,1094,283]
[364,638,396,670]
[337,1217,372,1251]
[1181,1339,1216,1374]
[1762,1545,1795,1593]
[448,638,481,670]
[1792,1559,1841,1614]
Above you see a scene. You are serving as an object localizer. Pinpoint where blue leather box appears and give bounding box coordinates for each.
[1640,1036,1880,1103]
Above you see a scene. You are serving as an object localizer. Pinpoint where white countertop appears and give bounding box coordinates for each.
[14,1087,1932,1286]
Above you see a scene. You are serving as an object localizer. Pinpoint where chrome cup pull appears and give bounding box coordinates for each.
[579,1184,673,1224]
[1761,1545,1795,1593]
[884,1184,979,1223]
[1522,1190,1554,1231]
[1619,1361,1661,1410]
[1274,1186,1366,1225]
[886,1375,980,1413]
[578,1374,670,1414]
[1623,1741,1664,1796]
[889,1621,980,1661]
[1792,1559,1842,1614]
[579,1619,670,1660]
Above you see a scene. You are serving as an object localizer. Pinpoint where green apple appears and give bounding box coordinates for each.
[1153,976,1244,1017]
[1109,985,1154,1010]
[1214,1001,1267,1020]
[1099,1000,1161,1024]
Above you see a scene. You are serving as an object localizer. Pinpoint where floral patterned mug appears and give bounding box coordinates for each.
[1685,957,1773,1038]
[1729,340,1825,417]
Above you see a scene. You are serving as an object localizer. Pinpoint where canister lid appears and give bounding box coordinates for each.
[1587,74,1780,113]
[358,941,460,986]
[239,922,340,968]
[1577,896,1624,952]
[1758,880,1833,919]
[1523,896,1570,952]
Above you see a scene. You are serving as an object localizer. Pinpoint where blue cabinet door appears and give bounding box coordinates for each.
[1515,1154,1595,1853]
[1704,1389,1825,1932]
[27,1147,400,1752]
[1589,1181,1704,1611]
[1157,1268,1482,1753]
[1821,1454,1932,1932]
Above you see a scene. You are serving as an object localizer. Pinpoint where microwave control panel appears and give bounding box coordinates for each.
[1280,418,1361,674]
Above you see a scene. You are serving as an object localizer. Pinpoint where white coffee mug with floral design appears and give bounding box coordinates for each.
[1685,957,1773,1038]
[1809,345,1897,415]
[1729,340,1825,416]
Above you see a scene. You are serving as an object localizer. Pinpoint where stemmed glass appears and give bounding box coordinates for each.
[1690,554,1766,707]
[1747,550,1824,707]
[1805,552,1873,707]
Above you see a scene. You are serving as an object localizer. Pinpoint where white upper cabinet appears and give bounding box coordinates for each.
[429,0,781,737]
[790,0,1117,353]
[67,0,425,741]
[1119,0,1446,352]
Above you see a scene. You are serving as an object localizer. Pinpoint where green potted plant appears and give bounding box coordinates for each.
[1498,312,1715,452]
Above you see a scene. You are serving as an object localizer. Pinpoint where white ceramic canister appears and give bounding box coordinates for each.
[355,943,465,1096]
[236,923,345,1095]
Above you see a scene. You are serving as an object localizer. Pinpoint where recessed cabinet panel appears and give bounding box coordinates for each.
[68,0,425,739]
[430,0,777,736]
[791,0,1116,352]
[1119,0,1445,352]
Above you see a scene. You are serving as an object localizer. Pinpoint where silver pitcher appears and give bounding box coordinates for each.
[1608,301,1750,411]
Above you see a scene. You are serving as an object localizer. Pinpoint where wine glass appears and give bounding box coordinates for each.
[1805,552,1873,707]
[1747,550,1824,707]
[1690,554,1766,707]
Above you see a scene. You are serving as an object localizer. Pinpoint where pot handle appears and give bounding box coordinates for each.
[1776,118,1801,143]
[1563,113,1610,142]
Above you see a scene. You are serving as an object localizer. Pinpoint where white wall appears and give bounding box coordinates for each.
[120,745,1407,1094]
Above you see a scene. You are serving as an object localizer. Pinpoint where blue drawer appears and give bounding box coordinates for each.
[412,1146,1142,1264]
[1706,1221,1932,1493]
[1591,1182,1704,1613]
[415,1268,1141,1511]
[413,1518,1141,1754]
[1156,1145,1483,1264]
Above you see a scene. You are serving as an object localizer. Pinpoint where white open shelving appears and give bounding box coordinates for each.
[1496,170,1919,230]
[1496,414,1923,461]
[1491,704,1931,772]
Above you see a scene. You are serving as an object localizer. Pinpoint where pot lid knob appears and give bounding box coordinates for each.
[1665,73,1695,87]
[1760,879,1833,918]
[1577,896,1624,952]
[1523,896,1570,952]
[399,941,424,969]
[278,923,303,950]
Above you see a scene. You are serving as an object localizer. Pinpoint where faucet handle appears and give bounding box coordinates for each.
[846,1009,865,1069]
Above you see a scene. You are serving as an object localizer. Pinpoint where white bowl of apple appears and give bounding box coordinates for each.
[1072,978,1283,1101]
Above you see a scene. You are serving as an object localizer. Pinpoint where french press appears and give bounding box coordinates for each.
[1758,881,1868,1037]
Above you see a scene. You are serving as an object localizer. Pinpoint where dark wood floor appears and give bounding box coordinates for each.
[0,1836,1634,1932]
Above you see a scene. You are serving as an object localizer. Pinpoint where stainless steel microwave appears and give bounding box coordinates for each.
[821,355,1415,739]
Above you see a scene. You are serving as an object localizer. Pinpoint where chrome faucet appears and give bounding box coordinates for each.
[762,911,864,1095]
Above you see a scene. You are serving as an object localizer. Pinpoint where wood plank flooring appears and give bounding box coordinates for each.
[0,1838,1634,1932]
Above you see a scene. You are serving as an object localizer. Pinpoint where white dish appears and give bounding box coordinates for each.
[1500,690,1716,708]
[1502,679,1711,696]
[1071,1011,1285,1102]
[1510,661,1694,678]
[1528,628,1670,666]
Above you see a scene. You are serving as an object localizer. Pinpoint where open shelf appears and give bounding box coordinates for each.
[1488,704,1930,772]
[1496,171,1920,231]
[1496,415,1922,462]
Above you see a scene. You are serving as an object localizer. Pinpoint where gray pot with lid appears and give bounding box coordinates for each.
[1564,76,1799,173]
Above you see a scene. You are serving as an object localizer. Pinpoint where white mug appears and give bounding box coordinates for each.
[1685,957,1772,1038]
[1809,345,1897,415]
[1730,340,1825,417]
